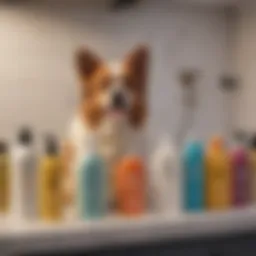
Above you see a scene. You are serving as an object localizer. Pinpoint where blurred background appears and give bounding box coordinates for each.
[0,0,246,145]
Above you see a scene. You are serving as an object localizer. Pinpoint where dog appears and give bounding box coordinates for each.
[62,45,150,218]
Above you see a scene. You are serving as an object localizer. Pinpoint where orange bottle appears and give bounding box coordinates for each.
[114,156,146,216]
[206,136,231,210]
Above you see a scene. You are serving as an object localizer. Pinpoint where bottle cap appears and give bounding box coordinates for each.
[209,136,224,151]
[0,141,7,154]
[183,140,203,157]
[231,130,248,148]
[18,127,33,146]
[182,129,201,146]
[251,134,256,149]
[45,135,59,155]
[119,156,143,171]
[156,134,176,158]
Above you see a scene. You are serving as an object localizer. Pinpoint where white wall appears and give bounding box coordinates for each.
[233,0,256,134]
[0,0,229,146]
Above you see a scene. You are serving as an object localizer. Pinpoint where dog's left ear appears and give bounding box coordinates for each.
[75,47,102,81]
[125,45,150,90]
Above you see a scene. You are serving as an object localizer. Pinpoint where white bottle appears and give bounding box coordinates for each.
[11,128,38,222]
[151,135,181,215]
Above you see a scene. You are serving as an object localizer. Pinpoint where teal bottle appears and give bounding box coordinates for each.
[183,141,205,212]
[78,140,106,219]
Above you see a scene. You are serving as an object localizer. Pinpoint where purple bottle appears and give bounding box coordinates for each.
[231,145,250,207]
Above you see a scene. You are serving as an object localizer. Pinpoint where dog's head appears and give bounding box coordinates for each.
[75,45,149,130]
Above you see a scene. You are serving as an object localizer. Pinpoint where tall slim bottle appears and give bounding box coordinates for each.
[151,136,180,214]
[0,141,10,213]
[206,137,231,210]
[39,135,63,221]
[231,142,250,207]
[11,128,38,221]
[249,136,256,203]
[183,141,204,212]
[77,138,106,219]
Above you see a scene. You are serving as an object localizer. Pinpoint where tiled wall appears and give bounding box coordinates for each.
[0,0,229,147]
[234,0,256,134]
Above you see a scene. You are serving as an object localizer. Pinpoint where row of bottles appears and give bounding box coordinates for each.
[0,128,63,221]
[77,137,146,219]
[2,128,256,222]
[183,136,256,212]
[39,135,62,221]
[152,134,256,214]
[0,129,147,221]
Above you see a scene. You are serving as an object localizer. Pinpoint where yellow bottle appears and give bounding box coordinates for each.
[0,141,10,213]
[206,137,231,210]
[39,136,63,221]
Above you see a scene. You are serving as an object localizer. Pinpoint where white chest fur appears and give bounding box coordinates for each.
[68,115,145,169]
[97,117,130,163]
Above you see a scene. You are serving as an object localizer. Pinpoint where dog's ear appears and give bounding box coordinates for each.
[125,45,150,90]
[75,47,102,80]
[125,45,149,128]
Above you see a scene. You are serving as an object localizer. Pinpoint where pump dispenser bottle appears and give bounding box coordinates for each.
[39,135,63,221]
[11,127,38,221]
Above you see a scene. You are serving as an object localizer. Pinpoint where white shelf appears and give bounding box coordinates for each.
[1,207,256,254]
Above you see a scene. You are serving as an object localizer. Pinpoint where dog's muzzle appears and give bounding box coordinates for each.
[111,91,127,111]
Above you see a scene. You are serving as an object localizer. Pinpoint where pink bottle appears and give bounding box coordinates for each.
[231,144,250,207]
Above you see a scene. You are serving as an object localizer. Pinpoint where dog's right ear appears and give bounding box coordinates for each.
[75,47,102,80]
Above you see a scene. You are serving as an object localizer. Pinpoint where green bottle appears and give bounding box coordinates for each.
[77,138,106,219]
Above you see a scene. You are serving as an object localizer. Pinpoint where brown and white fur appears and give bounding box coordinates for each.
[62,45,149,218]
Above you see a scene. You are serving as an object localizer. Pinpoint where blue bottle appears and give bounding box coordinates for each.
[77,138,106,219]
[183,141,205,212]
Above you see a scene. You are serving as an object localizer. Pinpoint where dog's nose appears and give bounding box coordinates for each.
[112,92,126,110]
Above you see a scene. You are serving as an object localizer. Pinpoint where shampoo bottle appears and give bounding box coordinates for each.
[206,137,231,210]
[77,137,106,219]
[114,156,146,216]
[39,135,62,221]
[231,141,250,207]
[11,128,38,221]
[0,141,10,213]
[182,140,204,212]
[151,136,180,214]
[249,136,256,203]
